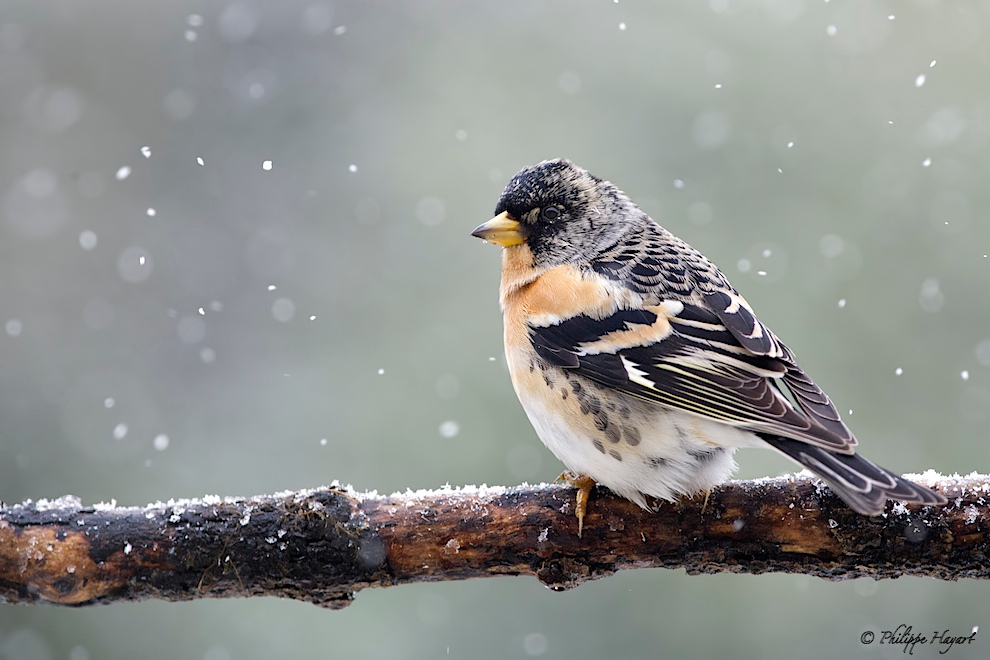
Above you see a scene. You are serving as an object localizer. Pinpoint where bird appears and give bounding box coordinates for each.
[471,158,946,536]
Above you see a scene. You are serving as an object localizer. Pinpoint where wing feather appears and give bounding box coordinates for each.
[529,299,855,452]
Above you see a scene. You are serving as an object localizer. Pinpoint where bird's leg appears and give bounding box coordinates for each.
[556,471,597,537]
[699,489,712,515]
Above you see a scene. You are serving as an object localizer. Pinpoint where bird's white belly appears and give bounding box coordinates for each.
[512,361,759,508]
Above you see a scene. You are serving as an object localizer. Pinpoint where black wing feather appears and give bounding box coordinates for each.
[529,304,854,451]
[702,290,856,447]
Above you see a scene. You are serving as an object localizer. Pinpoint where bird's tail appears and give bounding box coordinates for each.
[759,434,946,515]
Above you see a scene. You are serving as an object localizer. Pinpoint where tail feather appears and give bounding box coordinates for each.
[760,435,946,515]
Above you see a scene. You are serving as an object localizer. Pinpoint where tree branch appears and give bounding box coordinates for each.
[1,472,986,608]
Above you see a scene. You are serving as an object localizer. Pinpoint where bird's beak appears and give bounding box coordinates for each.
[471,211,524,247]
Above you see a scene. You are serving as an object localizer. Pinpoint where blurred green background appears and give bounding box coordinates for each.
[2,1,989,658]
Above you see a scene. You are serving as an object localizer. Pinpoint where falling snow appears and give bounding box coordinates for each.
[272,298,295,322]
[439,420,460,438]
[523,633,548,656]
[115,166,131,180]
[977,340,990,367]
[919,278,944,313]
[79,230,97,250]
[262,160,273,171]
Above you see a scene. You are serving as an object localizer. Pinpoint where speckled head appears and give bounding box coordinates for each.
[471,158,646,269]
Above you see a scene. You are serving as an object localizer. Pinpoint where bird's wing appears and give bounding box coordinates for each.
[701,289,856,447]
[529,288,856,453]
[583,227,857,451]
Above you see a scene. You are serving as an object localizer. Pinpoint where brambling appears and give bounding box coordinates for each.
[472,158,945,535]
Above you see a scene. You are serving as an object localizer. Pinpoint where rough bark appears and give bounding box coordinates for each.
[0,472,986,608]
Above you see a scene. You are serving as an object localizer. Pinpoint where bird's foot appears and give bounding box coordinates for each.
[556,471,597,537]
[699,489,712,515]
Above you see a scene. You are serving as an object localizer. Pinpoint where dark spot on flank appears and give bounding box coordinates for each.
[593,411,609,431]
[647,456,668,468]
[687,447,723,464]
[609,450,622,461]
[623,426,641,446]
[569,380,582,394]
[585,395,602,415]
[561,388,568,400]
[593,440,606,454]
[604,424,622,444]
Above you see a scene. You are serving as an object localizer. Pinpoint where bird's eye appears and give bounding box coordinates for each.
[540,206,561,222]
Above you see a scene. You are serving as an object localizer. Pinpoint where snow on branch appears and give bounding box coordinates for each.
[0,472,987,608]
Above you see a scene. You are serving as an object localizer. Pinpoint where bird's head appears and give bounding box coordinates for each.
[471,158,644,268]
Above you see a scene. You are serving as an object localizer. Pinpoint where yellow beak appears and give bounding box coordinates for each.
[470,211,524,247]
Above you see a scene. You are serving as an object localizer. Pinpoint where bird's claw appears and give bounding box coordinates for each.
[556,471,597,537]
